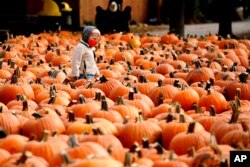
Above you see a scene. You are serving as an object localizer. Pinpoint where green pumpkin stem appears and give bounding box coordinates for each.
[68,135,79,148]
[60,151,74,164]
[40,130,50,142]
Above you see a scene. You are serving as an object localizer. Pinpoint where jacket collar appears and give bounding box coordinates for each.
[80,40,90,48]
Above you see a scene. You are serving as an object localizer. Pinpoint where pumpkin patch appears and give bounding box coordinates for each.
[0,30,249,166]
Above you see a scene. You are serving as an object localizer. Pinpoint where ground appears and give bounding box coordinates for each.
[130,18,250,38]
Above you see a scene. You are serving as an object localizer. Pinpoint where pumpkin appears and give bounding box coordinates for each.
[24,130,68,165]
[118,114,162,148]
[172,86,200,111]
[0,151,49,167]
[78,127,126,162]
[0,75,35,104]
[169,122,211,155]
[21,113,66,140]
[51,136,110,166]
[224,72,250,100]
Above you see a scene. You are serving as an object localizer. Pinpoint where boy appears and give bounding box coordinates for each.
[70,26,101,81]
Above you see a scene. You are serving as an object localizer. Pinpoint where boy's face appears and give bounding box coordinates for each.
[88,30,101,47]
[89,29,101,41]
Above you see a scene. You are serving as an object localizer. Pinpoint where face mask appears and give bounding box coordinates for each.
[88,38,98,47]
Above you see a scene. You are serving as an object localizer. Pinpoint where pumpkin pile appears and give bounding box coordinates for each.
[0,30,249,167]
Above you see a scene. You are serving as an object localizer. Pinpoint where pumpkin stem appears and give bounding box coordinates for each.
[220,159,228,167]
[187,146,195,157]
[238,72,248,83]
[139,75,147,83]
[10,74,18,84]
[100,75,108,83]
[35,78,42,84]
[173,79,180,88]
[229,101,240,124]
[153,142,165,154]
[116,96,125,105]
[69,82,76,89]
[68,135,79,148]
[68,111,76,122]
[165,113,174,123]
[205,82,212,91]
[157,79,163,87]
[169,71,176,78]
[210,134,222,157]
[179,114,186,123]
[13,67,20,77]
[129,142,140,153]
[157,94,164,105]
[124,152,132,167]
[63,78,70,85]
[187,122,196,134]
[101,100,109,111]
[128,90,134,100]
[86,114,94,124]
[60,150,73,166]
[194,60,202,69]
[142,137,150,148]
[222,74,229,80]
[17,94,25,101]
[107,145,113,155]
[209,105,217,116]
[15,151,32,165]
[229,62,237,72]
[92,127,104,135]
[169,150,175,161]
[175,103,181,113]
[171,50,178,60]
[222,65,228,72]
[0,61,3,69]
[22,100,29,111]
[48,95,56,104]
[55,109,62,116]
[22,64,28,72]
[94,91,102,101]
[136,111,145,122]
[32,112,43,119]
[79,94,86,104]
[136,149,143,158]
[123,116,129,124]
[0,128,7,138]
[150,68,156,73]
[40,130,50,142]
[191,103,202,113]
